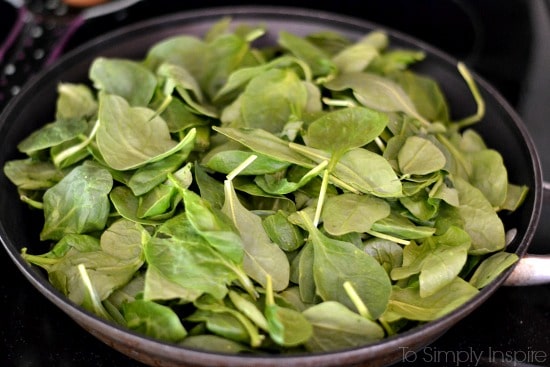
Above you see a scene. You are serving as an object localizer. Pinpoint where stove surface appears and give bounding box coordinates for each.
[1,1,549,366]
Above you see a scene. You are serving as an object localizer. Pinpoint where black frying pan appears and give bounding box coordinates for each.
[0,6,546,367]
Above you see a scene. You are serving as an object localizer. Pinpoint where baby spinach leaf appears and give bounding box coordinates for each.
[109,186,165,225]
[187,309,251,345]
[303,301,384,352]
[385,277,478,321]
[144,35,208,77]
[278,31,336,79]
[143,263,202,302]
[451,176,505,255]
[500,183,529,212]
[90,57,157,107]
[214,55,309,101]
[201,32,257,100]
[239,68,308,133]
[229,290,269,332]
[367,49,425,75]
[331,39,379,73]
[158,62,218,118]
[205,150,290,175]
[254,161,327,195]
[25,219,145,306]
[136,183,177,218]
[363,238,404,274]
[145,214,245,300]
[397,136,446,175]
[3,159,65,190]
[123,299,187,342]
[469,252,519,289]
[321,193,390,236]
[371,212,436,240]
[325,71,429,126]
[40,162,112,240]
[96,93,196,170]
[17,118,88,155]
[290,144,402,197]
[127,151,189,196]
[193,294,265,347]
[297,211,391,319]
[262,211,305,252]
[467,149,508,208]
[55,83,98,121]
[222,178,290,291]
[392,70,449,122]
[391,226,470,297]
[264,275,313,347]
[213,126,315,167]
[305,107,388,163]
[180,335,253,354]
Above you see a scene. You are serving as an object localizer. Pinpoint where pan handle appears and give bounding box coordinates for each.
[504,181,550,286]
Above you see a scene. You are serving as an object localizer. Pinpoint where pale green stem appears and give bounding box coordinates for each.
[20,195,43,209]
[454,61,486,129]
[321,97,357,108]
[226,154,258,181]
[53,118,100,167]
[367,229,410,246]
[343,281,373,320]
[313,168,331,227]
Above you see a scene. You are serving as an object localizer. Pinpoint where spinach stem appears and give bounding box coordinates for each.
[78,264,114,321]
[367,229,410,245]
[436,133,472,177]
[379,317,396,336]
[374,136,386,152]
[454,62,485,129]
[321,97,357,107]
[20,195,43,209]
[53,118,100,167]
[313,167,330,227]
[343,281,373,320]
[21,251,58,266]
[227,154,258,181]
[149,94,173,121]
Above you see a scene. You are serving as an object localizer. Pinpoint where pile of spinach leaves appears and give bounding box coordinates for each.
[4,17,528,354]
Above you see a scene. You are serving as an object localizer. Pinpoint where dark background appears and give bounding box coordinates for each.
[1,1,549,366]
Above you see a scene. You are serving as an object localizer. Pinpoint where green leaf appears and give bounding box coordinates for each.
[398,136,446,175]
[239,68,308,133]
[305,106,388,160]
[145,214,245,300]
[205,150,291,175]
[303,301,384,352]
[391,226,471,297]
[3,159,65,190]
[297,211,391,319]
[40,162,112,240]
[123,299,187,342]
[222,179,290,291]
[469,252,519,289]
[55,83,97,121]
[451,176,506,254]
[96,93,196,170]
[278,31,336,78]
[385,277,478,321]
[321,193,390,236]
[17,118,88,155]
[90,57,157,106]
